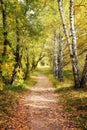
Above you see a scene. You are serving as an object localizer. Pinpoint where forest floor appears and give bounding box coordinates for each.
[1,74,81,130]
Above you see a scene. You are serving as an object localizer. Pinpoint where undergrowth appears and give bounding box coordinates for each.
[0,74,37,129]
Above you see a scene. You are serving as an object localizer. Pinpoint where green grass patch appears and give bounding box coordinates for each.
[65,107,73,112]
[24,78,37,88]
[24,71,37,88]
[3,84,26,93]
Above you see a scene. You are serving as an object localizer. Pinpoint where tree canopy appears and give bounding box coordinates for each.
[0,0,87,89]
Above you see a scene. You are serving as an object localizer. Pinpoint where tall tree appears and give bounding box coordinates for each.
[70,0,81,87]
[10,18,21,84]
[80,54,87,88]
[1,0,8,56]
[57,33,64,81]
[53,31,58,78]
[57,0,81,87]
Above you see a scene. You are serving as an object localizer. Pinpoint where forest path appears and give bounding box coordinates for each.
[9,74,79,130]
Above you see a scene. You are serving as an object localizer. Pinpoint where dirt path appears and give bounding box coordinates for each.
[7,74,80,130]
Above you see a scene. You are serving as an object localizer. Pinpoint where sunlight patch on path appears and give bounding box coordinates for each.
[24,103,49,108]
[29,95,57,103]
[31,87,55,92]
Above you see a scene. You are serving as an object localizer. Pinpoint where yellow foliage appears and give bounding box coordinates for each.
[0,80,3,90]
[2,62,14,77]
[14,68,24,85]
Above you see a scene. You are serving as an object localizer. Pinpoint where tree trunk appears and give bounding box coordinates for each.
[53,32,58,78]
[80,54,87,88]
[1,0,8,56]
[58,0,72,54]
[10,18,21,84]
[31,43,45,71]
[58,0,80,87]
[0,0,10,83]
[10,45,21,84]
[70,0,80,88]
[57,34,63,81]
[24,55,30,80]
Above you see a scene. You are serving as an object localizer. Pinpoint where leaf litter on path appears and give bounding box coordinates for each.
[1,74,81,130]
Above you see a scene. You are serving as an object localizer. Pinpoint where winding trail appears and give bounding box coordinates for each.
[8,74,80,130]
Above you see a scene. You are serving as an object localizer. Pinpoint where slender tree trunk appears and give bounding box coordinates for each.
[10,45,21,84]
[80,54,87,88]
[53,32,58,78]
[57,34,63,81]
[70,0,80,87]
[0,0,10,83]
[31,55,45,71]
[58,0,72,54]
[10,18,21,84]
[58,0,80,87]
[1,0,8,56]
[24,55,30,80]
[31,43,45,71]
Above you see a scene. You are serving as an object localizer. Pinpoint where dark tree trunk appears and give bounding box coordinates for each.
[31,55,45,71]
[53,32,58,78]
[24,55,30,80]
[10,45,21,84]
[0,0,10,83]
[1,0,8,56]
[31,43,45,71]
[10,18,21,84]
[57,34,64,81]
[80,54,87,88]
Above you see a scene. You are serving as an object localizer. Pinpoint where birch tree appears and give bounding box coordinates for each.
[57,33,64,81]
[53,32,58,78]
[70,0,81,87]
[57,0,80,87]
[57,0,87,88]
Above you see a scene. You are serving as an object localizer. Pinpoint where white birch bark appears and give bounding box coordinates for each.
[70,0,80,87]
[58,0,72,55]
[57,0,80,87]
[54,32,58,78]
[57,34,63,81]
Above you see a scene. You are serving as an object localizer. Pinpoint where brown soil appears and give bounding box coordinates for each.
[6,74,81,130]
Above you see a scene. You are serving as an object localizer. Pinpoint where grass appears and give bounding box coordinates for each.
[0,73,37,129]
[24,71,37,88]
[37,67,87,130]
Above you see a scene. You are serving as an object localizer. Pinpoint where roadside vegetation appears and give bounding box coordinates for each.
[0,73,37,129]
[37,67,87,130]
